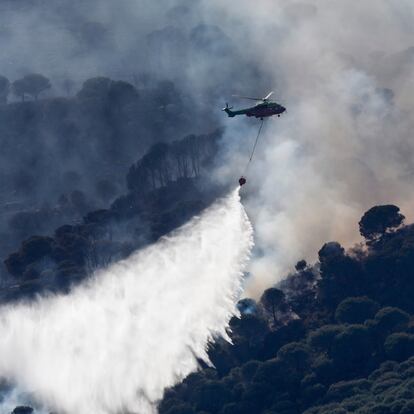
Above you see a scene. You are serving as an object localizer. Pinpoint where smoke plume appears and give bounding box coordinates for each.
[0,189,253,413]
[209,0,414,294]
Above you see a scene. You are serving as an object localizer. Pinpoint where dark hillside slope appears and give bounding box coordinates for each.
[159,206,414,414]
[1,129,223,302]
[0,75,213,261]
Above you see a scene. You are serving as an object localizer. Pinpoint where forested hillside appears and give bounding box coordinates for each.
[0,75,223,292]
[0,74,219,261]
[159,206,414,414]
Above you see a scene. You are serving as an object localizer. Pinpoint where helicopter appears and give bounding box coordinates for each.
[222,91,286,120]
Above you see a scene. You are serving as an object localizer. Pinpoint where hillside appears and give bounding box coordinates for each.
[159,207,414,414]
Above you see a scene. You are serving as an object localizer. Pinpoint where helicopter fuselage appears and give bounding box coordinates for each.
[224,102,286,119]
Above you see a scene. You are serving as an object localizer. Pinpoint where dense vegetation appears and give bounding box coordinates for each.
[158,205,414,414]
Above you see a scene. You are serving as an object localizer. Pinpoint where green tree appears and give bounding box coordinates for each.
[373,307,410,336]
[359,205,405,242]
[77,76,112,100]
[277,342,311,370]
[331,325,374,368]
[192,380,232,413]
[317,242,363,307]
[308,325,344,353]
[25,73,51,100]
[12,407,34,414]
[335,297,379,324]
[260,287,286,325]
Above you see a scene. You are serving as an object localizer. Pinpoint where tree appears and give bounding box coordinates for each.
[13,73,51,101]
[77,76,112,100]
[241,360,261,381]
[308,325,344,353]
[192,381,232,413]
[262,320,305,359]
[295,259,307,271]
[20,235,54,262]
[12,78,27,101]
[141,142,171,188]
[373,307,410,336]
[359,205,405,242]
[260,288,286,325]
[312,356,337,384]
[277,342,311,370]
[331,325,374,369]
[318,242,345,262]
[253,358,285,384]
[317,242,363,307]
[0,75,10,104]
[171,139,191,179]
[335,297,379,324]
[12,407,34,414]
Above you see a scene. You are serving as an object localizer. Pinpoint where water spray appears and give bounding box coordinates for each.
[0,188,253,414]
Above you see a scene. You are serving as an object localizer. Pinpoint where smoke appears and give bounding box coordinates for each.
[208,0,414,294]
[0,188,253,413]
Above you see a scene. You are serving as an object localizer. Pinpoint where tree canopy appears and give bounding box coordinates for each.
[12,73,51,101]
[359,205,405,241]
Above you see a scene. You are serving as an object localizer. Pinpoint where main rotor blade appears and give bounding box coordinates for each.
[232,95,262,101]
[263,91,274,100]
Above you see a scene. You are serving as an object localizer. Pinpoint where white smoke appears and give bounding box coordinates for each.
[208,0,414,294]
[0,188,253,414]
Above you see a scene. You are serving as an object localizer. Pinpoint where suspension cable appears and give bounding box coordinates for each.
[243,118,265,175]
